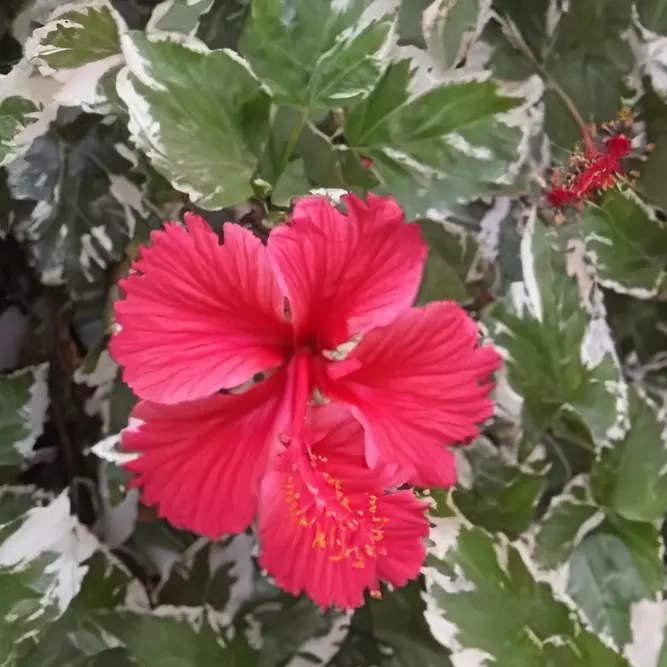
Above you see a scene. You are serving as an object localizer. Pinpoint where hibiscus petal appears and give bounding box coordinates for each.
[122,372,288,539]
[258,408,429,610]
[268,193,426,350]
[320,302,501,487]
[258,466,379,610]
[375,490,430,587]
[111,214,292,404]
[305,403,407,491]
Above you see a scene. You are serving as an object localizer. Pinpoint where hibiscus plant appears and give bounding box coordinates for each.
[1,0,667,665]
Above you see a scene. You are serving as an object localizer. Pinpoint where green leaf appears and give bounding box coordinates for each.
[8,123,136,291]
[533,479,663,650]
[486,215,626,450]
[396,0,433,47]
[326,584,452,667]
[94,537,258,665]
[451,438,548,538]
[271,159,309,205]
[492,0,552,57]
[131,518,198,568]
[492,0,633,148]
[240,0,391,111]
[0,490,141,665]
[147,0,215,35]
[581,189,667,299]
[108,374,138,436]
[0,96,41,167]
[156,540,240,609]
[637,0,667,32]
[368,581,453,667]
[0,364,48,465]
[117,31,271,209]
[638,81,667,213]
[19,552,145,667]
[417,219,489,305]
[152,535,257,644]
[196,0,250,50]
[422,0,488,70]
[592,389,667,522]
[244,593,331,667]
[604,290,667,361]
[423,520,631,666]
[568,519,663,649]
[80,649,136,667]
[544,0,633,148]
[344,61,522,218]
[93,608,256,667]
[25,1,123,71]
[533,479,604,571]
[258,106,366,193]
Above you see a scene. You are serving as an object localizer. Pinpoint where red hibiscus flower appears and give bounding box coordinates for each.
[546,122,634,211]
[257,403,429,609]
[111,193,498,538]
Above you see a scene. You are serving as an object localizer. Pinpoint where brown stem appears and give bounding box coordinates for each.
[36,290,80,515]
[494,14,594,152]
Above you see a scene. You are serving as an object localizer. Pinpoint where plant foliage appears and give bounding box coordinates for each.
[1,0,667,664]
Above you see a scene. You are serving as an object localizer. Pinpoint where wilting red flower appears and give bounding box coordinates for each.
[546,116,635,211]
[574,134,632,195]
[258,403,429,609]
[111,193,499,540]
[546,184,580,209]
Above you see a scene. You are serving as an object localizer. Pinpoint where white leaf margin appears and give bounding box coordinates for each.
[115,30,268,209]
[0,491,97,612]
[23,0,128,111]
[421,510,621,664]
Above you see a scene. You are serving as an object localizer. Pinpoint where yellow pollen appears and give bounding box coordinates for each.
[286,473,389,569]
[619,105,633,124]
[312,530,326,549]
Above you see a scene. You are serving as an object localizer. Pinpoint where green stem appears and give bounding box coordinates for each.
[277,108,308,181]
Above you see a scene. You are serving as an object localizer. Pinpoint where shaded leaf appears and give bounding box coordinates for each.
[0,364,48,464]
[486,214,626,449]
[637,0,667,33]
[0,96,41,167]
[581,189,667,299]
[8,122,136,291]
[637,80,667,214]
[452,438,547,538]
[196,0,250,50]
[544,0,633,148]
[245,593,331,667]
[271,159,309,205]
[368,580,453,667]
[417,219,489,305]
[604,289,667,361]
[396,0,433,48]
[592,389,667,523]
[94,608,256,667]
